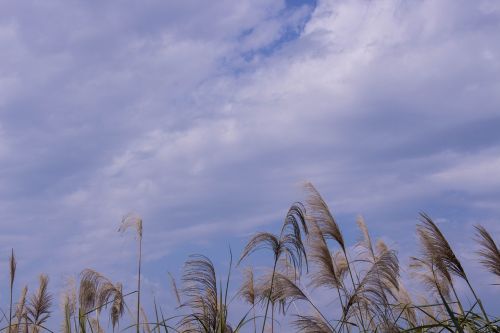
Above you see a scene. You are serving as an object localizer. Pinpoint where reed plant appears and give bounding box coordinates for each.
[118,213,143,333]
[0,183,499,333]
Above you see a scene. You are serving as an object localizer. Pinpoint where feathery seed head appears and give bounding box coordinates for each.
[119,212,143,238]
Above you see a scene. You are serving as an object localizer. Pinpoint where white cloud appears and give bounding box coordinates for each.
[429,150,500,193]
[1,0,500,324]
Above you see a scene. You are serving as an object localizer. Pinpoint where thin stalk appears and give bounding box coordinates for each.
[449,283,465,316]
[8,290,13,333]
[464,278,490,326]
[351,267,371,326]
[95,312,100,333]
[335,286,353,333]
[137,235,142,333]
[64,303,72,333]
[79,308,87,333]
[431,266,464,333]
[436,282,463,333]
[335,286,345,317]
[271,303,274,333]
[9,248,16,333]
[160,306,169,333]
[306,298,337,333]
[154,298,160,333]
[87,317,94,333]
[118,214,143,333]
[73,313,78,333]
[252,306,257,333]
[83,290,137,316]
[343,252,367,332]
[261,258,278,333]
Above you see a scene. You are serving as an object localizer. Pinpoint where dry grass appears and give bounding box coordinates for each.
[1,183,499,333]
[475,225,500,278]
[26,275,52,333]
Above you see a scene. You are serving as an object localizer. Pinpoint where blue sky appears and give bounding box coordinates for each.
[1,0,499,330]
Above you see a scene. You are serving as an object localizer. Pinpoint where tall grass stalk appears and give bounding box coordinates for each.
[239,203,307,333]
[3,183,500,333]
[9,249,16,333]
[118,213,143,333]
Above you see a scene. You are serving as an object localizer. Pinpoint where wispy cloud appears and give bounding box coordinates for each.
[0,0,499,319]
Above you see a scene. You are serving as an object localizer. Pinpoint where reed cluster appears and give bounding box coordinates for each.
[1,182,498,332]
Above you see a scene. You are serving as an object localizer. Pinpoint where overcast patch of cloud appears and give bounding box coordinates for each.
[0,0,499,317]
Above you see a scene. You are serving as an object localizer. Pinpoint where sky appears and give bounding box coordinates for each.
[1,0,500,330]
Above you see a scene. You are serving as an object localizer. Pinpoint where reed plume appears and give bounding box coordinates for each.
[417,213,490,324]
[357,216,375,261]
[61,294,72,333]
[308,222,344,291]
[26,274,52,333]
[178,254,234,333]
[141,307,151,333]
[60,278,77,333]
[293,315,334,333]
[344,249,399,329]
[307,221,348,324]
[240,232,281,265]
[180,255,219,332]
[89,318,104,333]
[9,249,17,333]
[239,268,256,307]
[304,183,368,331]
[239,203,308,333]
[303,182,344,251]
[409,257,452,303]
[255,271,308,310]
[414,296,441,327]
[356,220,401,329]
[474,225,500,278]
[118,212,143,333]
[168,272,182,307]
[238,268,257,333]
[12,285,28,333]
[2,189,499,332]
[181,254,217,328]
[417,213,465,280]
[239,212,308,274]
[255,265,337,333]
[393,282,417,328]
[240,202,307,272]
[110,283,124,331]
[79,268,125,331]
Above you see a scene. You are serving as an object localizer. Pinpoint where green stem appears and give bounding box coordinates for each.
[436,282,463,333]
[79,308,87,333]
[465,278,490,326]
[430,266,463,333]
[449,283,465,316]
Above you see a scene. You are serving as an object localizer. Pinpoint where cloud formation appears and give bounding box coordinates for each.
[1,0,499,318]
